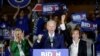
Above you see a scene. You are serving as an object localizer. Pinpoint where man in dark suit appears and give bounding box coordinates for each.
[33,20,65,49]
[69,28,87,56]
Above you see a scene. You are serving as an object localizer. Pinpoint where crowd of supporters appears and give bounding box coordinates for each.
[0,4,100,56]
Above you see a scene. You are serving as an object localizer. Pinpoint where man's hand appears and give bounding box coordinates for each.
[27,6,31,11]
[61,14,66,23]
[27,6,32,18]
[37,34,43,43]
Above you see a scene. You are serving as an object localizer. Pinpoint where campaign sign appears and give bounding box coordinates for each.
[33,49,69,56]
[42,3,67,15]
[71,12,87,23]
[43,3,59,15]
[8,0,31,8]
[81,21,97,31]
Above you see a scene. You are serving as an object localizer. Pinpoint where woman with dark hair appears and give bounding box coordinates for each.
[69,28,87,56]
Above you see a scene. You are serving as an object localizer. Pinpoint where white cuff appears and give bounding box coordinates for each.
[60,24,66,30]
[37,40,40,43]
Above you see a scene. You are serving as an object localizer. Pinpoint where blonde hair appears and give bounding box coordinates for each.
[14,28,22,32]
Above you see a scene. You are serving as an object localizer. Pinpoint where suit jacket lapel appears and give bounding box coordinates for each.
[78,40,82,56]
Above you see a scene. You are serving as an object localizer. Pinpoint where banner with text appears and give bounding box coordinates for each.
[42,3,67,15]
[33,49,69,56]
[81,21,97,31]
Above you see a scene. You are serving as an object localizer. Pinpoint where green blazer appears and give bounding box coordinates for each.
[10,39,30,56]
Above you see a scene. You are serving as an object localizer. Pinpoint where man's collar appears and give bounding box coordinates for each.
[48,32,55,37]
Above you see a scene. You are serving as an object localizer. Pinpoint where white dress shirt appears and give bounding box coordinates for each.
[70,40,80,56]
[48,33,55,38]
[48,32,55,47]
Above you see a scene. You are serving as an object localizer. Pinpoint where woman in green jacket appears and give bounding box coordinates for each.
[10,28,30,56]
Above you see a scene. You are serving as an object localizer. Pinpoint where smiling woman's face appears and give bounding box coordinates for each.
[14,29,23,40]
[15,31,22,38]
[72,30,80,40]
